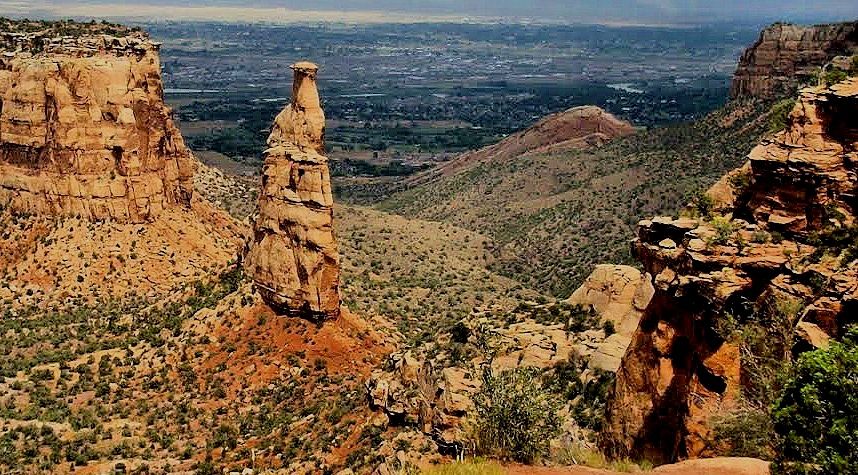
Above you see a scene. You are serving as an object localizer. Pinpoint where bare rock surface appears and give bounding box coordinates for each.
[602,78,858,463]
[244,62,341,320]
[731,21,857,99]
[0,26,195,222]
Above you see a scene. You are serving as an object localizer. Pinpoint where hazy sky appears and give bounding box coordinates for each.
[6,0,858,25]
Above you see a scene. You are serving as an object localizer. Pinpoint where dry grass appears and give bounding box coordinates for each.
[554,445,653,473]
[423,460,506,475]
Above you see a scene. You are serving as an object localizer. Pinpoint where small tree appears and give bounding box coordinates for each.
[771,327,858,474]
[472,367,561,463]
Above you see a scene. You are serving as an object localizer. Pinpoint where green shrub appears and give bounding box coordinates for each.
[691,191,715,218]
[771,327,858,474]
[713,407,775,460]
[708,216,738,246]
[768,99,796,134]
[472,367,561,463]
[820,68,848,87]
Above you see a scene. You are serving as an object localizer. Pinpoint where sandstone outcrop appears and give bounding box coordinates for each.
[244,62,341,321]
[0,22,195,223]
[602,78,858,463]
[730,21,857,100]
[367,266,656,450]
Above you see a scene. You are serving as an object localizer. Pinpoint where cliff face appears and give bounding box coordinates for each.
[730,21,858,100]
[0,26,195,223]
[602,78,858,463]
[244,62,341,321]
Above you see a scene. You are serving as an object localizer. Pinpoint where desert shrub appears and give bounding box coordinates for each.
[472,367,561,463]
[713,296,803,458]
[422,459,504,475]
[808,224,858,266]
[728,169,752,196]
[820,67,848,87]
[602,320,616,337]
[566,305,600,333]
[771,327,858,475]
[554,444,651,472]
[712,407,775,459]
[691,191,716,218]
[450,321,471,344]
[768,99,796,134]
[708,216,738,246]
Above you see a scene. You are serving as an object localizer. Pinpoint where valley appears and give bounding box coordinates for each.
[0,14,856,475]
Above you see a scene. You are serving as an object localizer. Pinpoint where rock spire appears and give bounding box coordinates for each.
[244,62,341,321]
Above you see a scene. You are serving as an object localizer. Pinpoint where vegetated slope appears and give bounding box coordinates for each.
[379,100,772,297]
[410,105,636,183]
[0,198,244,306]
[193,166,543,347]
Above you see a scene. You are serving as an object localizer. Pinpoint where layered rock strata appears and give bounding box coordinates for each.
[244,62,341,321]
[602,78,858,463]
[0,25,195,222]
[730,21,857,100]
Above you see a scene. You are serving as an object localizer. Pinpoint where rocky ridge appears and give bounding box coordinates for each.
[0,25,195,223]
[244,62,342,321]
[412,105,636,183]
[730,21,857,99]
[601,78,858,463]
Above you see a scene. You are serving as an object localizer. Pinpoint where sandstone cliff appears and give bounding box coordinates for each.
[244,62,341,321]
[0,23,195,223]
[730,21,857,100]
[602,78,858,463]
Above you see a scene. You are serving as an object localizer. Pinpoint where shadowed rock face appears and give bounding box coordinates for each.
[244,62,341,321]
[0,27,195,222]
[730,21,858,100]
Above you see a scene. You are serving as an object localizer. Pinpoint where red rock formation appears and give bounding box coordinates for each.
[730,21,857,100]
[244,62,341,321]
[0,26,195,223]
[602,78,858,463]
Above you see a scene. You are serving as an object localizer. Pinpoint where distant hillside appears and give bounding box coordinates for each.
[379,101,772,296]
[408,105,636,183]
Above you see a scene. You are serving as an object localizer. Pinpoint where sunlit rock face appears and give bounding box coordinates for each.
[602,78,858,464]
[244,62,341,321]
[0,28,195,222]
[730,21,857,100]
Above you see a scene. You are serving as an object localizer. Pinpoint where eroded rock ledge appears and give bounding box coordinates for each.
[0,23,194,223]
[602,78,858,463]
[244,62,341,321]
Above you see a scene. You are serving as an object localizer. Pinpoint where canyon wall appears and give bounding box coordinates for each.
[0,25,195,222]
[730,21,857,100]
[602,77,858,463]
[244,62,341,321]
